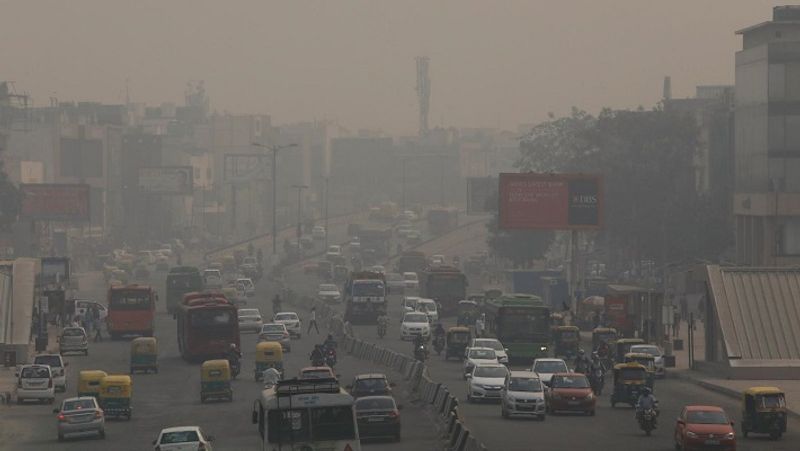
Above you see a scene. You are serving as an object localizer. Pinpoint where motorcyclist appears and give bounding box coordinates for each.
[413,334,427,358]
[589,352,605,393]
[310,345,325,366]
[323,334,338,350]
[636,387,659,426]
[226,343,242,375]
[433,322,446,339]
[377,313,389,337]
[262,367,281,388]
[573,349,591,374]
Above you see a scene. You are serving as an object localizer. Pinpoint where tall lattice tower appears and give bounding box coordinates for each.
[415,56,430,137]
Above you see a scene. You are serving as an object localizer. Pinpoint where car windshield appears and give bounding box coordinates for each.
[34,355,62,368]
[160,430,200,444]
[319,284,338,291]
[239,309,260,317]
[551,375,589,388]
[404,274,418,281]
[631,346,661,357]
[355,378,388,391]
[63,399,97,411]
[474,367,508,378]
[356,397,395,410]
[509,377,543,392]
[405,313,428,323]
[353,281,385,297]
[687,410,729,425]
[419,302,436,312]
[62,328,85,337]
[469,349,496,360]
[301,370,332,379]
[474,340,503,351]
[534,361,568,373]
[262,324,285,333]
[21,366,49,378]
[387,273,403,281]
[275,314,298,321]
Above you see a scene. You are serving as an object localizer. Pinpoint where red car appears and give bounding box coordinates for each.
[545,373,596,415]
[674,405,736,451]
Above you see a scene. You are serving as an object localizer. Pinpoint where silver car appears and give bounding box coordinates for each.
[59,327,89,356]
[258,323,291,352]
[54,397,105,441]
[237,308,263,333]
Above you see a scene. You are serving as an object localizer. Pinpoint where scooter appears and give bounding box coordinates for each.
[639,408,657,436]
[433,335,445,356]
[414,344,429,362]
[377,322,387,339]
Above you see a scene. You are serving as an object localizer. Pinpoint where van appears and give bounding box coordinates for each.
[33,354,67,392]
[16,364,55,404]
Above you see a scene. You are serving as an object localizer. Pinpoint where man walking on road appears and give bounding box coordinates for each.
[308,306,320,334]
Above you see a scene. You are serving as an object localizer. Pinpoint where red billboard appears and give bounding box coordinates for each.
[20,184,90,222]
[498,173,603,230]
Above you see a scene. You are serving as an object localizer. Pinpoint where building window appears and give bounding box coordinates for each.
[781,218,800,255]
[787,62,800,100]
[769,63,786,101]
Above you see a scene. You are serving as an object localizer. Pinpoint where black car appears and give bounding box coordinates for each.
[355,396,402,441]
[347,373,394,399]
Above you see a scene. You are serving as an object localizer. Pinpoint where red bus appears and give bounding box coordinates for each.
[107,285,157,339]
[177,292,240,362]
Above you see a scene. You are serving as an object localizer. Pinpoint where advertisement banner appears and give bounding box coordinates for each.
[466,177,498,214]
[20,184,90,222]
[138,166,193,194]
[223,154,270,184]
[498,173,602,230]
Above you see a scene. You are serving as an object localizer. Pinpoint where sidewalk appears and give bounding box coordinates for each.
[0,323,61,403]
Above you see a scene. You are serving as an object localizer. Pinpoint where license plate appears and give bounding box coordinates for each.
[704,440,719,445]
[568,401,580,406]
[367,417,384,423]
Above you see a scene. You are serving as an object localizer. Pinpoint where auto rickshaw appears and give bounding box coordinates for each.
[255,341,284,381]
[456,300,479,327]
[741,387,787,439]
[610,362,648,408]
[98,375,132,420]
[553,325,580,358]
[623,352,655,388]
[77,370,108,398]
[445,326,472,360]
[592,327,618,350]
[614,338,645,362]
[201,359,233,403]
[130,337,158,374]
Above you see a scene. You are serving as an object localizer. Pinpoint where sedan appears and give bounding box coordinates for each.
[470,338,508,364]
[402,272,419,291]
[466,364,509,403]
[400,312,430,341]
[630,344,666,378]
[59,327,89,356]
[531,358,569,386]
[55,397,105,441]
[258,323,291,352]
[356,396,402,442]
[237,308,263,333]
[153,426,214,451]
[546,373,595,415]
[273,312,302,338]
[463,347,499,379]
[674,405,736,451]
[317,283,342,304]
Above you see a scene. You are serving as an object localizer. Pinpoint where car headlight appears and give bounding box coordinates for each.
[686,431,697,438]
[724,432,734,440]
[539,346,547,351]
[585,393,594,400]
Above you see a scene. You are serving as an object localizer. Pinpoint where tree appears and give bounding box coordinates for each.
[486,215,554,267]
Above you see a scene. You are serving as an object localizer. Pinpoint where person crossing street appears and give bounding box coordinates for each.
[307,306,320,334]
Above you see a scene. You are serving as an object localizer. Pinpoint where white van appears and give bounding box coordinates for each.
[16,364,55,404]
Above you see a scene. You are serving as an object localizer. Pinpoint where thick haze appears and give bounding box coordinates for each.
[0,0,785,133]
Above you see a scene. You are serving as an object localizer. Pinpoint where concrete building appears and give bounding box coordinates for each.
[734,6,800,265]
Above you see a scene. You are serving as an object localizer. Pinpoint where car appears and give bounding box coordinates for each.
[59,327,89,356]
[326,245,342,259]
[430,255,446,266]
[405,229,422,244]
[138,250,156,265]
[153,426,215,451]
[54,396,105,441]
[396,223,413,238]
[348,373,394,399]
[674,405,736,451]
[349,237,361,250]
[299,366,337,380]
[258,323,291,352]
[466,363,509,403]
[74,300,108,321]
[400,311,430,341]
[370,265,386,275]
[237,308,263,333]
[385,272,405,294]
[545,373,595,415]
[157,247,173,258]
[401,296,419,315]
[15,364,55,404]
[273,312,302,338]
[416,298,439,322]
[500,371,546,420]
[630,344,666,378]
[356,396,402,442]
[312,225,326,240]
[202,269,223,289]
[470,338,508,364]
[463,347,499,379]
[402,272,419,291]
[300,236,315,250]
[531,358,569,386]
[402,210,418,222]
[235,278,256,298]
[33,354,67,392]
[317,283,342,304]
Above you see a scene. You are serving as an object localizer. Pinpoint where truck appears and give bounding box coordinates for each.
[395,251,428,275]
[358,227,393,259]
[419,265,468,315]
[343,271,387,325]
[427,207,459,235]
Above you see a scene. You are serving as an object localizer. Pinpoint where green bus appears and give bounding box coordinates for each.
[483,294,551,362]
[166,266,203,315]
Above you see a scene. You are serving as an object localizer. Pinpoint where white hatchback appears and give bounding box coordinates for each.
[470,338,509,364]
[16,364,55,404]
[531,358,569,386]
[463,347,499,379]
[33,354,67,392]
[416,298,439,323]
[400,312,430,341]
[153,426,215,450]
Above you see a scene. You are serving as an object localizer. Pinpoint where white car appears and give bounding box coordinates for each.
[15,364,55,404]
[401,296,420,315]
[235,278,256,298]
[202,269,223,289]
[416,298,439,323]
[630,344,666,377]
[463,347,499,379]
[531,358,569,386]
[33,354,67,392]
[385,272,405,294]
[400,312,430,341]
[74,300,108,321]
[402,272,419,291]
[500,371,546,420]
[312,226,326,240]
[153,426,214,451]
[237,308,263,333]
[402,210,418,222]
[470,338,508,364]
[370,265,386,275]
[273,312,302,338]
[466,363,509,403]
[157,246,173,258]
[317,283,342,304]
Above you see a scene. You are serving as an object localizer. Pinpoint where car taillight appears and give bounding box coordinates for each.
[94,411,103,419]
[389,410,400,419]
[283,333,289,338]
[57,414,66,422]
[48,379,53,388]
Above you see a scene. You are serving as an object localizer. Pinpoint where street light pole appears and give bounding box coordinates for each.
[324,176,330,250]
[252,142,298,255]
[291,184,309,249]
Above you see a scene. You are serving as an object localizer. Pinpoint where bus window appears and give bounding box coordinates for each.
[311,406,356,441]
[109,292,151,310]
[190,309,235,327]
[268,410,310,443]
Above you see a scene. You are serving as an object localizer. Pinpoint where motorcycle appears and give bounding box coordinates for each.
[433,335,445,356]
[638,408,657,436]
[228,357,241,379]
[377,322,387,339]
[589,367,605,395]
[325,348,337,368]
[414,344,429,362]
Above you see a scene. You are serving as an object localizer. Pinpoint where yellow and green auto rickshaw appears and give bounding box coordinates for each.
[456,300,479,327]
[741,387,787,439]
[130,337,158,374]
[254,341,284,381]
[614,338,645,362]
[592,327,618,350]
[445,326,472,360]
[99,375,132,420]
[77,370,108,398]
[553,325,581,358]
[610,363,648,408]
[624,352,656,389]
[200,359,232,403]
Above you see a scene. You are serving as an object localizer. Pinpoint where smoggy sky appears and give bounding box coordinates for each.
[0,1,787,134]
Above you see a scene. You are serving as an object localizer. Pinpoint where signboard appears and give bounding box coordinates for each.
[498,173,603,230]
[223,154,270,184]
[20,184,90,222]
[40,257,70,286]
[466,177,498,214]
[138,166,193,194]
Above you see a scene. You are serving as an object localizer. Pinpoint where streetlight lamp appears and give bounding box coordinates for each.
[291,184,309,249]
[252,142,298,254]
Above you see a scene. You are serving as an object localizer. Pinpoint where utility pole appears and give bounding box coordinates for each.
[324,177,330,250]
[291,184,308,250]
[401,159,407,211]
[252,142,298,254]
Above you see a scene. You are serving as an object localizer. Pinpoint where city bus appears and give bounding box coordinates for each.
[483,294,551,362]
[107,285,157,339]
[176,292,240,362]
[165,266,203,314]
[252,378,361,451]
[427,207,459,235]
[419,265,468,315]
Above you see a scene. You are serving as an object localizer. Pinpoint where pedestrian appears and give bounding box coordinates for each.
[93,308,103,342]
[307,306,320,334]
[475,313,486,338]
[672,310,681,337]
